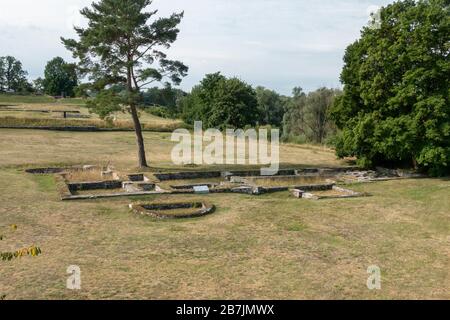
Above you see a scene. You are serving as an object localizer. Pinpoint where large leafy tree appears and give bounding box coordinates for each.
[62,0,188,168]
[255,86,286,127]
[282,87,307,140]
[143,83,186,114]
[33,77,45,94]
[181,72,259,129]
[0,56,29,93]
[0,58,4,92]
[283,87,339,144]
[303,88,340,144]
[43,57,78,97]
[330,0,450,175]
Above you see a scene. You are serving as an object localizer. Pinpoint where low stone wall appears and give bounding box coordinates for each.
[229,185,290,195]
[154,167,359,182]
[142,203,198,210]
[61,190,169,200]
[225,169,296,177]
[130,202,216,219]
[169,189,196,194]
[170,183,219,190]
[164,185,289,195]
[154,171,222,181]
[65,114,91,119]
[127,174,145,182]
[1,126,99,131]
[55,175,73,199]
[155,168,311,181]
[263,186,290,193]
[228,176,249,184]
[209,187,234,194]
[68,180,123,192]
[291,185,370,200]
[26,167,66,174]
[293,183,335,192]
[25,165,103,175]
[122,181,155,192]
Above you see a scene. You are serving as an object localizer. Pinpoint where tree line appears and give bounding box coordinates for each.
[0,56,31,93]
[0,55,78,97]
[177,72,340,145]
[2,0,447,175]
[143,0,449,175]
[1,57,340,147]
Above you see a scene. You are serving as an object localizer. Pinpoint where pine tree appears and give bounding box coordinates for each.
[62,0,188,167]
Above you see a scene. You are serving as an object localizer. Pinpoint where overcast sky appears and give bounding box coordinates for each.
[0,0,394,95]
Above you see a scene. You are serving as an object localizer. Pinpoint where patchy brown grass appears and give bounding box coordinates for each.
[0,116,184,132]
[310,189,350,197]
[0,129,347,171]
[0,101,185,131]
[0,128,448,300]
[63,169,111,183]
[246,175,333,187]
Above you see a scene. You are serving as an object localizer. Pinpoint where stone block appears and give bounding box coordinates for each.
[292,189,304,198]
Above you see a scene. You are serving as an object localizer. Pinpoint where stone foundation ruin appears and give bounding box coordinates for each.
[291,184,370,200]
[23,164,428,221]
[24,164,422,204]
[129,202,215,219]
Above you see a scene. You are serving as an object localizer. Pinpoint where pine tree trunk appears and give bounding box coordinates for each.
[127,59,148,168]
[130,103,148,168]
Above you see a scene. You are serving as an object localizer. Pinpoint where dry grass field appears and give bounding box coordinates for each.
[0,129,345,170]
[0,95,183,131]
[0,99,449,300]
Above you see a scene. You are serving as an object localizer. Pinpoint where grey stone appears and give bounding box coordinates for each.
[193,186,210,194]
[101,170,114,178]
[292,189,304,198]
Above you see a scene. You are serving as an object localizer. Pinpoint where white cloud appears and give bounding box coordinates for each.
[0,0,395,94]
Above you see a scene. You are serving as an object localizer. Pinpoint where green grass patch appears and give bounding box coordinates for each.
[285,221,307,232]
[0,94,56,104]
[0,94,88,106]
[56,98,87,106]
[0,116,185,132]
[32,175,56,192]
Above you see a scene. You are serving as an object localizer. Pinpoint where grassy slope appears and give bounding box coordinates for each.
[0,94,87,105]
[0,129,449,299]
[0,95,184,131]
[0,129,344,170]
[0,94,57,104]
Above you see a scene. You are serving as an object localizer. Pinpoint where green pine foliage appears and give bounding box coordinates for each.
[62,0,188,167]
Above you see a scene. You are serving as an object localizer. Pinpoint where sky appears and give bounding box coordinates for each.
[0,0,394,95]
